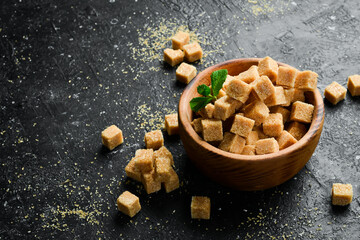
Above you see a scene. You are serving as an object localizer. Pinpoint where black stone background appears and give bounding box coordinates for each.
[1,0,360,239]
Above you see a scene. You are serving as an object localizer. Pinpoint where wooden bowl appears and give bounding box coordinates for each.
[178,58,325,191]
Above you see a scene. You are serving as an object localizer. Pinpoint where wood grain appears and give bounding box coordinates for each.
[178,58,325,191]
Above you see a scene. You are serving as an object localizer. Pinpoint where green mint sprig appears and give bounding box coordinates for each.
[190,69,228,112]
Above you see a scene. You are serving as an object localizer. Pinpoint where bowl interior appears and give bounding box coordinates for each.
[179,58,325,162]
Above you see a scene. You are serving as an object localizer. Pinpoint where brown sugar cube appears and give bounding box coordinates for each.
[171,31,190,50]
[183,42,203,62]
[230,114,255,138]
[222,75,235,90]
[144,130,164,150]
[332,183,353,206]
[191,118,203,133]
[163,168,179,193]
[217,89,227,99]
[255,138,279,155]
[282,88,294,107]
[201,119,223,142]
[176,62,197,84]
[276,66,297,88]
[347,75,360,96]
[264,86,287,107]
[191,196,211,220]
[134,149,154,173]
[244,90,260,105]
[253,126,268,139]
[287,122,307,141]
[155,157,172,182]
[270,106,290,123]
[243,100,270,126]
[165,113,179,136]
[218,132,246,154]
[141,169,161,194]
[117,191,141,217]
[294,70,318,91]
[237,65,260,84]
[154,146,174,166]
[290,101,314,124]
[277,130,297,150]
[199,103,215,119]
[225,78,252,103]
[263,113,283,137]
[324,81,347,105]
[213,96,242,121]
[164,48,184,67]
[125,157,142,182]
[246,131,259,145]
[251,75,276,101]
[291,89,305,103]
[242,145,256,155]
[258,56,279,83]
[101,125,124,150]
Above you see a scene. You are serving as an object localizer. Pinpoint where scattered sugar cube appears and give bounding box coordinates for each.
[101,125,124,150]
[191,196,211,220]
[347,75,360,96]
[264,86,287,107]
[154,146,174,166]
[230,114,255,138]
[165,114,179,136]
[183,42,203,62]
[155,157,172,182]
[218,132,246,154]
[237,65,260,84]
[163,168,180,193]
[225,78,252,103]
[242,145,256,155]
[125,157,142,182]
[251,75,276,101]
[255,138,279,155]
[332,183,353,206]
[258,56,279,83]
[294,70,318,91]
[287,122,307,141]
[276,66,297,88]
[171,31,190,50]
[144,130,164,150]
[141,169,161,194]
[164,48,184,67]
[263,113,283,137]
[277,130,297,150]
[201,119,223,142]
[117,191,141,217]
[246,131,259,145]
[270,106,290,124]
[243,100,270,126]
[134,149,154,173]
[290,101,314,124]
[176,62,197,84]
[324,81,347,105]
[213,96,241,121]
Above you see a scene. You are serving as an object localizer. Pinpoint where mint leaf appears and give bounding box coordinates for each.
[197,84,211,97]
[190,97,212,112]
[211,69,228,97]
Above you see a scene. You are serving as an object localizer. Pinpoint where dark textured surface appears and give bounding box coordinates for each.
[0,0,359,239]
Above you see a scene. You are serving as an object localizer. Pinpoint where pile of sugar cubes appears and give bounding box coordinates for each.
[192,56,319,155]
[163,31,203,84]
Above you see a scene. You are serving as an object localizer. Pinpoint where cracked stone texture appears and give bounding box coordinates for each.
[0,0,359,239]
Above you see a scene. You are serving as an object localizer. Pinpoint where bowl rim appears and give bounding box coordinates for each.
[178,58,325,162]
